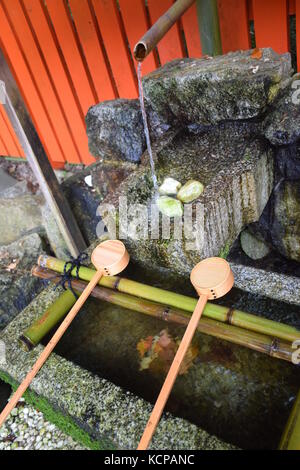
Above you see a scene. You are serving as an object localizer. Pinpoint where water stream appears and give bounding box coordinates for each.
[137,63,158,192]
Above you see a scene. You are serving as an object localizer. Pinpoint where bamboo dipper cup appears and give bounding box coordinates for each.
[137,257,234,450]
[0,240,129,429]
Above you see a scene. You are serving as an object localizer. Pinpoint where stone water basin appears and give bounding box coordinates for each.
[53,265,300,450]
[1,258,299,450]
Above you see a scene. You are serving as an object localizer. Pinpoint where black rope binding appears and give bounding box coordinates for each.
[55,252,89,299]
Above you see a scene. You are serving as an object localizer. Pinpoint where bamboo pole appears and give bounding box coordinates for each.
[279,389,300,450]
[19,288,77,351]
[26,266,295,363]
[38,255,300,344]
[196,0,222,56]
[134,0,195,61]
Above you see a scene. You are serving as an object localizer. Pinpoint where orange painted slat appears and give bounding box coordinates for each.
[0,2,64,165]
[0,132,8,156]
[248,0,254,20]
[290,0,296,14]
[91,0,138,98]
[0,104,24,157]
[118,0,157,75]
[46,0,97,116]
[147,0,184,65]
[252,0,289,54]
[2,0,81,163]
[218,0,250,53]
[181,3,202,57]
[69,0,116,102]
[23,0,93,165]
[0,108,10,156]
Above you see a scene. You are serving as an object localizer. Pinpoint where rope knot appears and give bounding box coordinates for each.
[55,252,89,299]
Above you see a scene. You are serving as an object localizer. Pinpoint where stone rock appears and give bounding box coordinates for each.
[157,196,183,217]
[263,74,300,146]
[0,380,10,409]
[0,193,44,246]
[0,180,30,198]
[62,170,104,247]
[269,180,300,262]
[86,99,146,163]
[142,48,291,130]
[240,229,271,260]
[0,233,44,329]
[104,122,274,275]
[275,144,300,180]
[41,204,70,260]
[177,180,204,203]
[0,168,18,192]
[90,160,136,198]
[158,177,181,196]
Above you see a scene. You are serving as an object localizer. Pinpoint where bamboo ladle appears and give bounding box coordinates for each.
[0,240,129,429]
[137,257,234,450]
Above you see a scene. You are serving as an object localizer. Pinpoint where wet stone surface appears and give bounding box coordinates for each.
[142,48,291,131]
[106,123,274,275]
[0,234,45,330]
[86,99,146,163]
[263,74,300,146]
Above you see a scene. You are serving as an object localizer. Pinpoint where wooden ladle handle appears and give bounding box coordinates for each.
[137,294,208,450]
[0,269,103,429]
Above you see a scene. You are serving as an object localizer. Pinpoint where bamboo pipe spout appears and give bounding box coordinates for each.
[134,0,195,61]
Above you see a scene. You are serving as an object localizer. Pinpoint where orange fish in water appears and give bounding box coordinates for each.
[137,329,198,375]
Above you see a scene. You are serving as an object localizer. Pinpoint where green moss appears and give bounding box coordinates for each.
[268,83,280,103]
[0,370,115,451]
[218,242,231,259]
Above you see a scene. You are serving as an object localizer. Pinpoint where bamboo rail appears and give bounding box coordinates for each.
[279,389,300,450]
[25,265,295,363]
[38,255,300,344]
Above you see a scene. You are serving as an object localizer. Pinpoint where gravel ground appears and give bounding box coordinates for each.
[0,397,87,450]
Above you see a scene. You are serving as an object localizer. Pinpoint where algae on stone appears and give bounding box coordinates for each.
[263,74,300,146]
[142,48,291,131]
[270,180,300,262]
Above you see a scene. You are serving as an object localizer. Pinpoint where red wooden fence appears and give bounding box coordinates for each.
[0,0,298,168]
